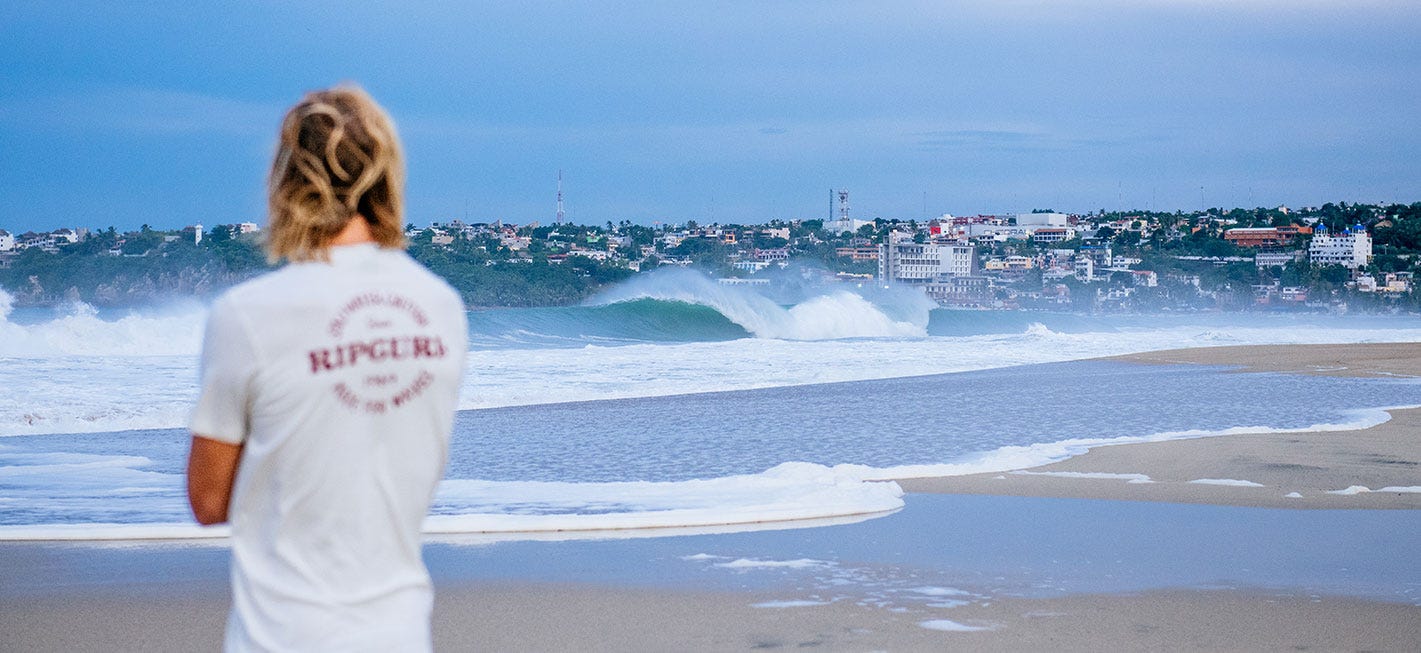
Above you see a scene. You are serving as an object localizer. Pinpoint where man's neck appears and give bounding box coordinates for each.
[329,216,377,247]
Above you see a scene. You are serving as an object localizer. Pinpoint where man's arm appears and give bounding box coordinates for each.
[187,435,243,525]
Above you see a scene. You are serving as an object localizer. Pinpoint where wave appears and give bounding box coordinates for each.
[0,287,205,358]
[586,268,932,340]
[467,298,751,347]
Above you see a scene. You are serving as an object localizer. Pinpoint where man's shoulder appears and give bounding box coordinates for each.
[382,250,463,308]
[214,266,307,309]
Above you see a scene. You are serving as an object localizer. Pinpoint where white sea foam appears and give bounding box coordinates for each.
[589,267,931,339]
[908,586,973,597]
[680,553,721,561]
[426,463,903,535]
[1189,478,1265,487]
[0,292,205,358]
[0,458,903,542]
[1011,471,1154,484]
[1327,485,1421,495]
[5,282,1421,437]
[751,599,833,608]
[919,619,995,632]
[716,558,833,570]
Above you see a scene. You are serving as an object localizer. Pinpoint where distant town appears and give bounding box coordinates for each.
[3,197,1419,312]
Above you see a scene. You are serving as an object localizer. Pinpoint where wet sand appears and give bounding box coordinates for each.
[4,581,1418,652]
[901,343,1421,509]
[3,342,1419,651]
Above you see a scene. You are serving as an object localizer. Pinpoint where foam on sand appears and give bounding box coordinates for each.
[1327,485,1421,495]
[716,558,833,570]
[750,599,834,608]
[1011,471,1154,483]
[425,462,904,536]
[919,619,995,632]
[1189,478,1266,487]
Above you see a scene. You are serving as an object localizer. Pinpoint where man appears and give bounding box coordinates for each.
[187,85,467,652]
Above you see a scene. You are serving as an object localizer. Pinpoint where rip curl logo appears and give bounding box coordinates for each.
[327,292,429,338]
[311,293,447,414]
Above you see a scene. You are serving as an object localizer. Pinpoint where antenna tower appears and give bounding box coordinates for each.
[555,170,566,224]
[837,190,850,223]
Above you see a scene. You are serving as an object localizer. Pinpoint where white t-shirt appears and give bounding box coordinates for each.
[191,243,467,652]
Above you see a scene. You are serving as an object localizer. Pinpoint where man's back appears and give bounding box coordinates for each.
[192,243,467,651]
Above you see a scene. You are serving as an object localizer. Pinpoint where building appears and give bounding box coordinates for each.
[1014,212,1069,227]
[760,227,791,241]
[16,230,77,252]
[501,235,532,251]
[1308,224,1371,269]
[0,230,13,252]
[752,247,790,262]
[877,232,976,286]
[1074,257,1095,282]
[1031,228,1074,244]
[825,217,873,235]
[1254,250,1302,268]
[1078,244,1113,268]
[1224,225,1310,248]
[835,246,879,261]
[923,275,992,306]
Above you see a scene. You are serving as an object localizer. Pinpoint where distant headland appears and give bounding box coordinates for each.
[2,201,1417,312]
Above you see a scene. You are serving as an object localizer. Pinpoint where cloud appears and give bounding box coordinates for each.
[913,126,1135,153]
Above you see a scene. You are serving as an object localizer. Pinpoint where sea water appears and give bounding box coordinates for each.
[1,269,1419,539]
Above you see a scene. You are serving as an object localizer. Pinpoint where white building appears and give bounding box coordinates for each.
[237,222,261,234]
[1254,250,1301,268]
[500,235,532,251]
[753,247,790,262]
[1014,212,1070,227]
[878,232,976,286]
[0,230,13,251]
[1074,257,1095,281]
[966,224,1032,241]
[1308,224,1371,269]
[1031,227,1075,244]
[825,217,873,235]
[760,227,791,241]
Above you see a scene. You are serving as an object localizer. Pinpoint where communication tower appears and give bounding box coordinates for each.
[556,170,566,224]
[837,189,850,223]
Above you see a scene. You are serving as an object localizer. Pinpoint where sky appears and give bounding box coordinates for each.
[2,1,1419,233]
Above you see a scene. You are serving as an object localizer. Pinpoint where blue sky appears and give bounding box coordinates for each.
[2,1,1418,233]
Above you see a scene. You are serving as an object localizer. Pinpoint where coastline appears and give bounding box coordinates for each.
[4,342,1420,651]
[900,342,1421,509]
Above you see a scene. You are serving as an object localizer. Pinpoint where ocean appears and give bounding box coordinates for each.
[2,268,1419,540]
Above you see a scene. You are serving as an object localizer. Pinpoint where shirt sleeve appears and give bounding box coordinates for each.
[190,294,257,444]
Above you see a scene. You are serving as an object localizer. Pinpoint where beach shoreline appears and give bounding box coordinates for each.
[900,342,1421,509]
[3,341,1419,651]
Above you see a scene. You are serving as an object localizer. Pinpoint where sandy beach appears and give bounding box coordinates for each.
[901,342,1421,509]
[4,581,1419,652]
[3,342,1419,651]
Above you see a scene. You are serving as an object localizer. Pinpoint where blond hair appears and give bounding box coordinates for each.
[266,85,406,262]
